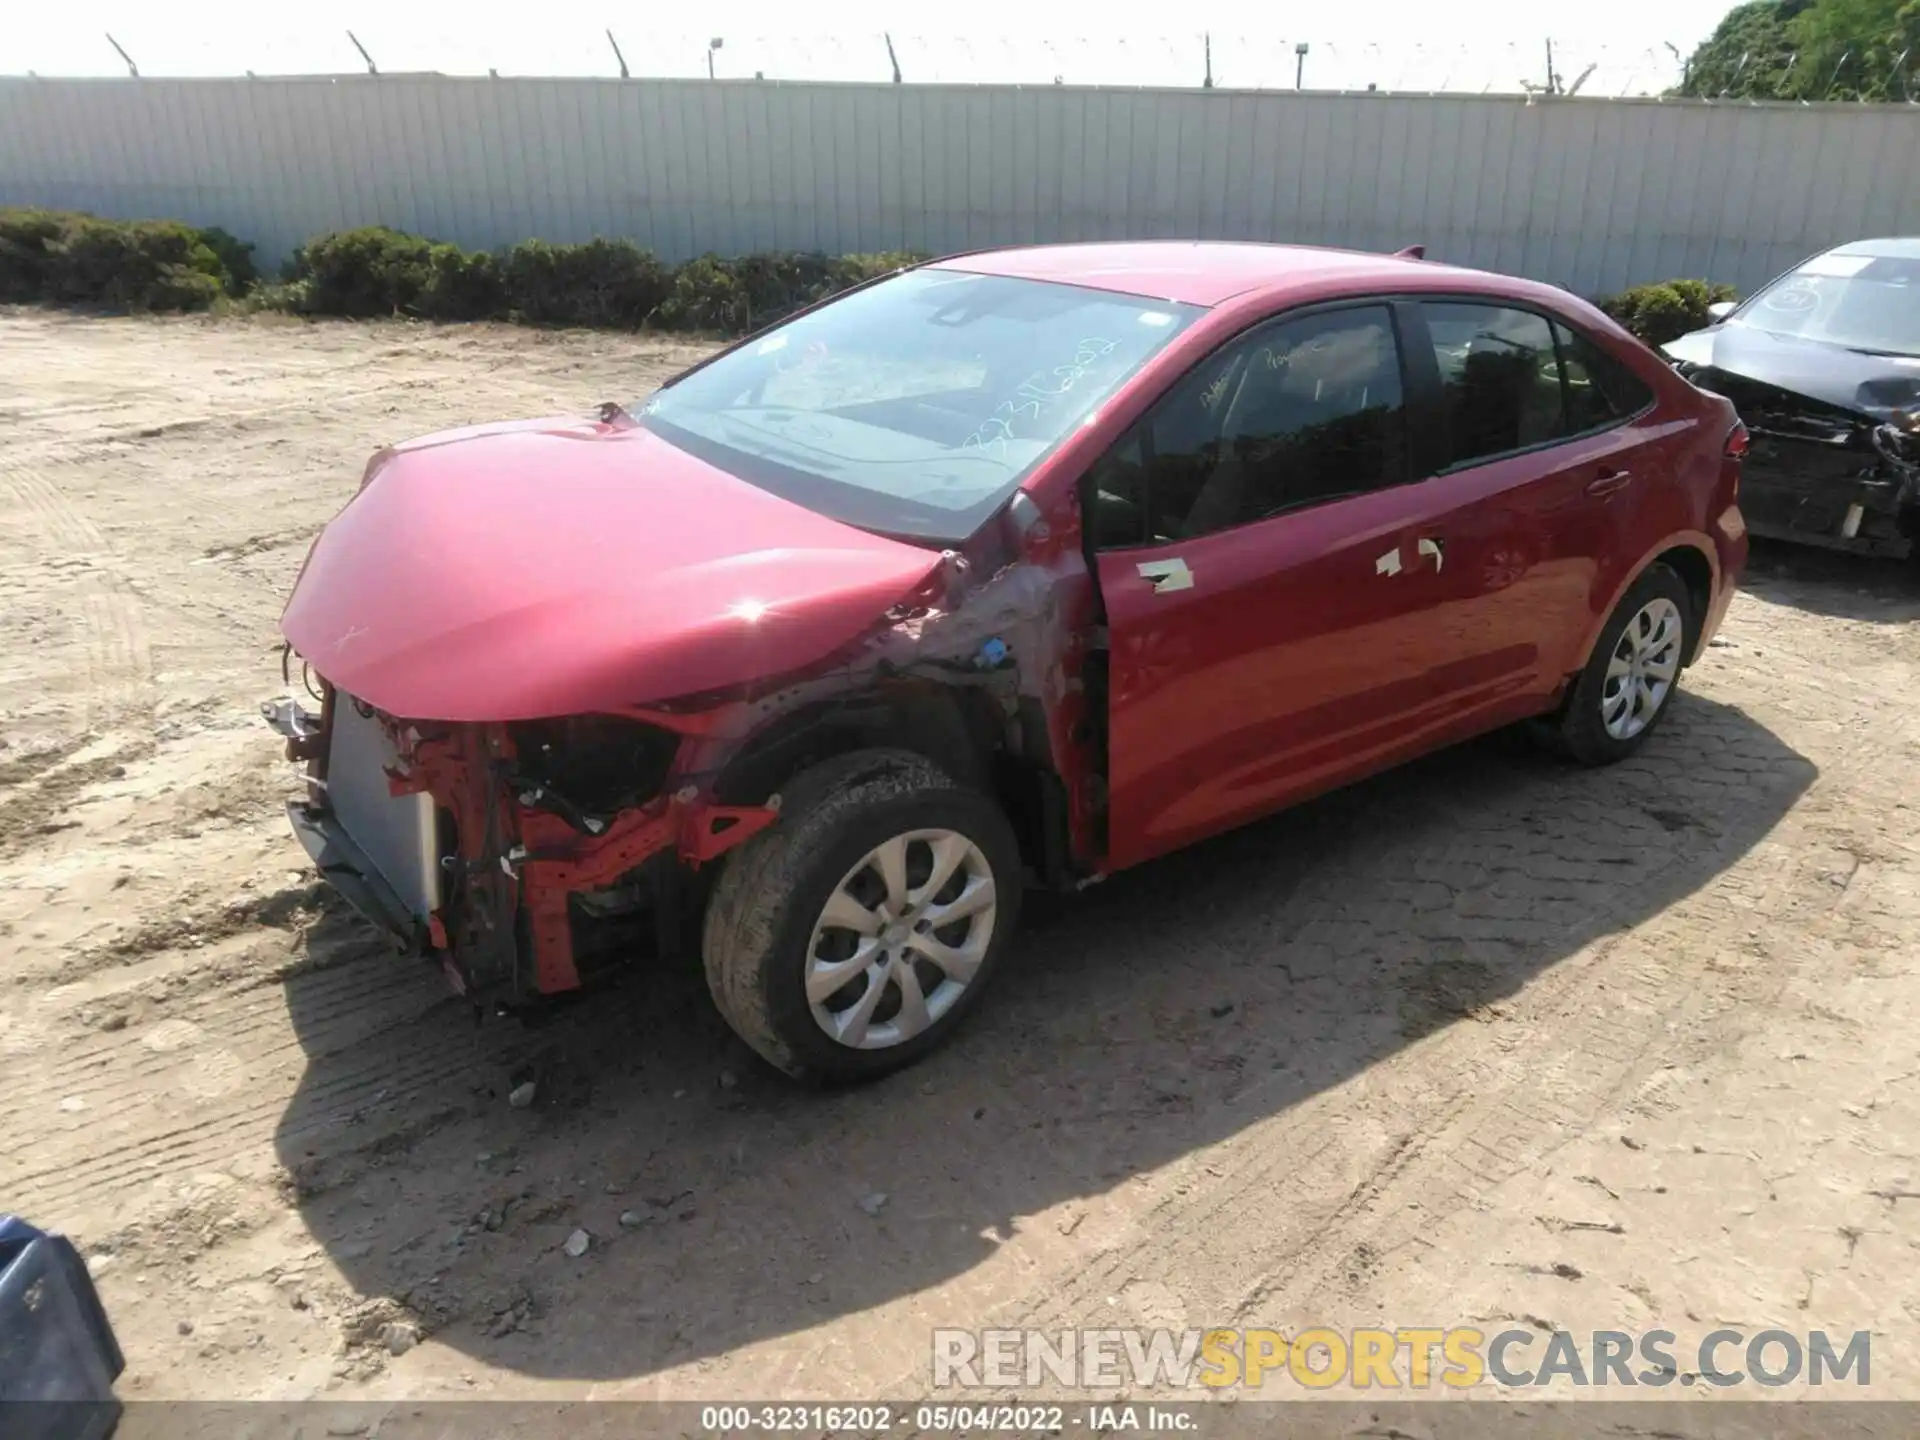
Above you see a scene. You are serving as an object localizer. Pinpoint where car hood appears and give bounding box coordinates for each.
[1662,323,1920,422]
[280,415,946,721]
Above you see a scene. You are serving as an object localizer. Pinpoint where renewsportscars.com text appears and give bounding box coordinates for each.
[931,1326,1872,1390]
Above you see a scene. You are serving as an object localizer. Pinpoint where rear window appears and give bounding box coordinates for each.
[1557,323,1654,430]
[1420,302,1565,468]
[1417,303,1653,470]
[638,269,1205,543]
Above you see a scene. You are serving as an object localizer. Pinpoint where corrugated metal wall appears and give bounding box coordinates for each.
[3,76,1917,296]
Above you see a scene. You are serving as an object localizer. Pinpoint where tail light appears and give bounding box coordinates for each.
[1722,420,1747,503]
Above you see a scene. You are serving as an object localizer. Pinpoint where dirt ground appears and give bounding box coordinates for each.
[3,309,1919,1411]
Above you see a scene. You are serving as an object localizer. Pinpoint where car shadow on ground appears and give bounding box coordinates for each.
[272,687,1812,1382]
[1740,537,1920,623]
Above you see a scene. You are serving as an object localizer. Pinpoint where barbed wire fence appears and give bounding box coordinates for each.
[1691,44,1918,102]
[40,29,1917,102]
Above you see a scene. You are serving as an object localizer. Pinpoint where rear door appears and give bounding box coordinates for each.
[1400,300,1659,712]
[1090,303,1456,869]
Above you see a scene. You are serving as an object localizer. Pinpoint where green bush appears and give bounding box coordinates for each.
[421,243,506,321]
[1600,278,1740,347]
[195,225,258,294]
[0,209,68,302]
[499,237,668,326]
[653,253,752,331]
[725,251,836,319]
[288,226,438,317]
[0,213,1746,352]
[647,249,919,332]
[0,208,247,312]
[51,217,224,309]
[4,209,921,330]
[236,278,313,314]
[280,227,917,332]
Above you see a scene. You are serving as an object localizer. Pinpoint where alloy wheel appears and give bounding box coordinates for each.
[1601,596,1683,741]
[805,829,998,1050]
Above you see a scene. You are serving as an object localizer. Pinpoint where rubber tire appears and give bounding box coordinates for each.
[701,748,1024,1084]
[1546,562,1696,767]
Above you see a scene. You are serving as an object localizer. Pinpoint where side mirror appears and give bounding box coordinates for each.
[1706,300,1736,323]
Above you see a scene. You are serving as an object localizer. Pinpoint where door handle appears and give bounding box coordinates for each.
[1586,467,1633,497]
[1135,557,1194,594]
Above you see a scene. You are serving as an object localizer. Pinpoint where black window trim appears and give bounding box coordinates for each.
[1083,289,1664,554]
[1400,293,1659,478]
[1085,296,1418,552]
[1551,315,1661,436]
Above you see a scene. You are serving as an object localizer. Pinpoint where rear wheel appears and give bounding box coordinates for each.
[1543,562,1695,766]
[702,749,1023,1083]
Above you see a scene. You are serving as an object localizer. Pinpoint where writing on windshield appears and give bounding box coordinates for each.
[963,337,1125,462]
[1738,252,1920,358]
[639,270,1202,543]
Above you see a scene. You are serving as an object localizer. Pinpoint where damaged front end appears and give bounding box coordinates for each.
[1665,316,1920,561]
[263,681,778,1008]
[262,526,1096,1015]
[1704,380,1920,559]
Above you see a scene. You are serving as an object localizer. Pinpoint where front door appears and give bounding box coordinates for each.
[1089,303,1462,870]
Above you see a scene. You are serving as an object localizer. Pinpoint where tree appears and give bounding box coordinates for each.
[1791,0,1920,97]
[1676,0,1918,99]
[1678,0,1811,97]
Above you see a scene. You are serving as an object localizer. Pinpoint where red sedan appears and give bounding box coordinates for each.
[267,242,1749,1082]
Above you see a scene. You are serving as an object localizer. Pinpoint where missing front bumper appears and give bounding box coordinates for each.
[265,694,435,956]
[1739,469,1916,560]
[1739,420,1920,560]
[285,799,430,954]
[263,686,780,1002]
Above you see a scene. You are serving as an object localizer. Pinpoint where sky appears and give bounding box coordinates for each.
[3,1,1737,95]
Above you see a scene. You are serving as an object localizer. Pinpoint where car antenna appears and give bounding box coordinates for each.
[1395,245,1427,260]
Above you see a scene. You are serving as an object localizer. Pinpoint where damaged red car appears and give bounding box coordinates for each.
[266,242,1749,1082]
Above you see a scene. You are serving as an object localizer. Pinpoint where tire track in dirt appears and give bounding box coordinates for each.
[1226,880,1799,1326]
[0,741,153,860]
[0,357,429,461]
[1,891,472,1220]
[198,524,326,564]
[33,882,333,986]
[875,695,1831,1392]
[8,941,425,1112]
[0,945,501,1225]
[0,735,91,788]
[0,461,153,725]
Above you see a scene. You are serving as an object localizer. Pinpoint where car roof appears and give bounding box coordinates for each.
[1825,236,1920,260]
[931,240,1493,308]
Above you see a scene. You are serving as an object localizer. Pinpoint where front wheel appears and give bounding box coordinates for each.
[1544,562,1695,766]
[702,749,1023,1083]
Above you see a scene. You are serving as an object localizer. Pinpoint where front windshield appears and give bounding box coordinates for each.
[638,268,1205,542]
[1731,249,1920,358]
